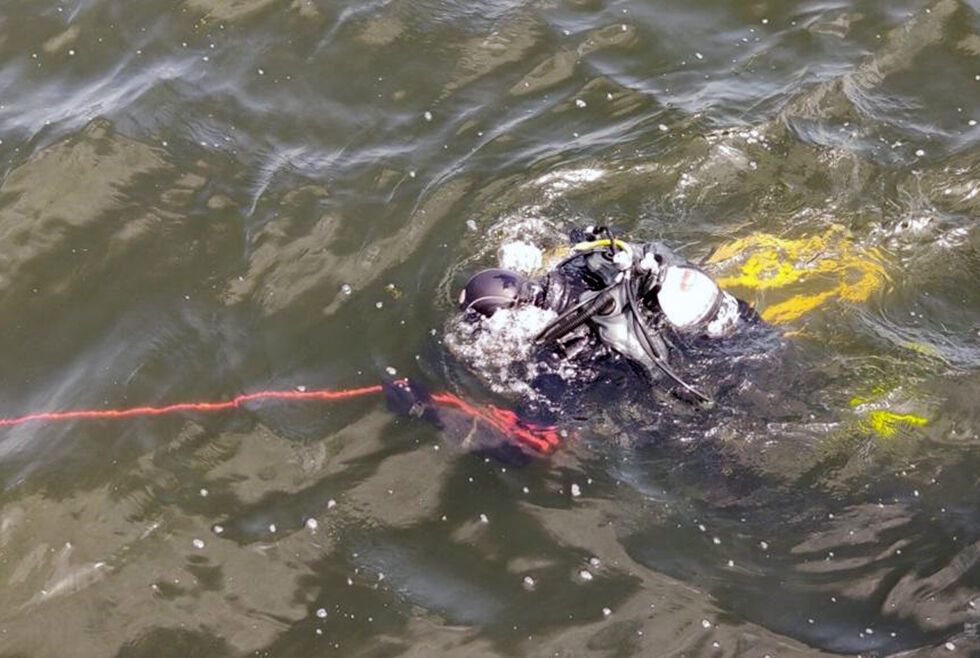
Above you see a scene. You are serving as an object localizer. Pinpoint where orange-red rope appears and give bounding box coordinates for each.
[0,384,561,454]
[0,385,384,428]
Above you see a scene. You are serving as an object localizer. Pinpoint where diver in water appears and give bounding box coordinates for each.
[457,227,759,404]
[386,227,761,462]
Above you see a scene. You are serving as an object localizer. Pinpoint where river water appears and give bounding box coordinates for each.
[1,0,979,656]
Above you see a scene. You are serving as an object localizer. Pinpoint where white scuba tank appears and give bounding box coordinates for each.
[657,266,740,337]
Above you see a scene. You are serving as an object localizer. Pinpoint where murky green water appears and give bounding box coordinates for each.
[1,0,979,655]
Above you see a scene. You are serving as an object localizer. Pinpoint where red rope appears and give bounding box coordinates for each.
[0,385,561,455]
[430,392,561,454]
[0,385,384,428]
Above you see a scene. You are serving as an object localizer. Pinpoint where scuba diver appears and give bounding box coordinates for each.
[458,226,759,403]
[386,227,763,463]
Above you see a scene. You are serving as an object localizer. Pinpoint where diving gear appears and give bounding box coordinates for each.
[460,228,753,403]
[459,268,529,317]
[657,266,724,330]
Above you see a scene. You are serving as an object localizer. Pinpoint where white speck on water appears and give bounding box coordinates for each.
[212,524,224,534]
[200,488,208,497]
[915,149,925,157]
[375,301,384,309]
[522,575,536,590]
[297,385,307,392]
[257,68,265,75]
[68,49,76,56]
[760,541,769,550]
[762,18,769,24]
[316,608,328,618]
[712,537,721,545]
[479,513,489,524]
[602,607,612,617]
[702,619,712,629]
[269,523,277,533]
[305,518,318,531]
[423,111,433,121]
[192,538,205,549]
[575,98,587,108]
[589,557,601,569]
[522,486,530,494]
[409,170,416,178]
[727,559,735,567]
[570,483,582,497]
[698,524,707,532]
[695,52,703,59]
[340,284,352,295]
[579,570,594,582]
[326,499,337,509]
[914,490,920,497]
[945,642,956,651]
[969,119,977,126]
[621,24,628,31]
[659,123,669,132]
[385,366,397,376]
[347,577,353,586]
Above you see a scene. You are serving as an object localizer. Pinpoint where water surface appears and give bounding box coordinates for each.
[1,0,979,655]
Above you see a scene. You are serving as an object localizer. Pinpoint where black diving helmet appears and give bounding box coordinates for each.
[459,268,540,317]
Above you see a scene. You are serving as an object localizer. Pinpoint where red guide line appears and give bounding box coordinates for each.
[0,385,562,455]
[430,392,561,454]
[0,385,385,428]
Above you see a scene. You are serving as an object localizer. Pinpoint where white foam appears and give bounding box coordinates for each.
[498,241,543,274]
[444,305,557,399]
[534,167,605,198]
